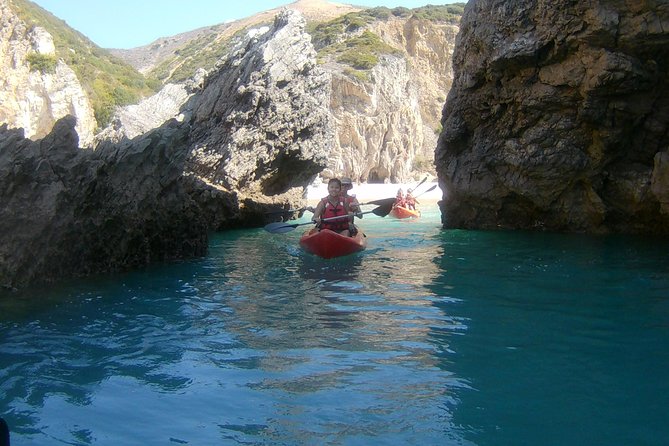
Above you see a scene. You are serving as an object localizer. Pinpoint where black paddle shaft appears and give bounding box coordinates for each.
[264,201,393,233]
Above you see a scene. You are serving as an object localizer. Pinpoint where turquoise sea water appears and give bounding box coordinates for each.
[1,207,668,445]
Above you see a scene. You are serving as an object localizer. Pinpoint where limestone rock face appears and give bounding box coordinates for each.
[0,0,96,146]
[436,0,669,234]
[0,10,333,289]
[97,9,331,230]
[0,116,207,290]
[188,9,332,198]
[371,16,457,139]
[325,16,458,183]
[327,57,424,183]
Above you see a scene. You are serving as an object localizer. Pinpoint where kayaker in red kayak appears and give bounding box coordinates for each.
[340,177,362,235]
[312,178,353,236]
[405,188,419,210]
[394,188,406,208]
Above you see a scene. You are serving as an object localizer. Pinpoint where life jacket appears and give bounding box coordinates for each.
[319,196,349,231]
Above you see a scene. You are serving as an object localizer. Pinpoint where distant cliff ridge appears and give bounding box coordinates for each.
[437,0,669,234]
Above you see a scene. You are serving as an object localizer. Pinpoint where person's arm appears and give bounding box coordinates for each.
[349,196,361,215]
[312,201,324,222]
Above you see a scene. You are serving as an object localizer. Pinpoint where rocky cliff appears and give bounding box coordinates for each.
[0,10,331,289]
[0,116,207,290]
[110,0,361,75]
[1,0,460,185]
[187,11,331,199]
[108,1,460,184]
[97,10,331,229]
[0,0,96,145]
[436,0,669,234]
[324,15,458,183]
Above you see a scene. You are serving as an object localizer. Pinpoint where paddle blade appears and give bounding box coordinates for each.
[413,176,428,191]
[371,201,395,217]
[264,222,298,233]
[264,219,316,233]
[415,184,437,198]
[363,197,396,207]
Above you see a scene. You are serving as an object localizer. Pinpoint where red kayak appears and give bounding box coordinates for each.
[299,228,366,259]
[390,205,421,219]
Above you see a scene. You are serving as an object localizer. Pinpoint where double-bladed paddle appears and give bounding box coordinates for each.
[359,197,396,207]
[264,201,394,234]
[264,207,307,215]
[411,176,428,192]
[363,179,430,207]
[413,184,437,198]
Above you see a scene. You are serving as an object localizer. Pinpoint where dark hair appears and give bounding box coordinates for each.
[328,178,342,188]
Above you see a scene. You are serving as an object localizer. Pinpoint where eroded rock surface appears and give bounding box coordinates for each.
[436,0,669,234]
[0,116,207,289]
[0,0,96,145]
[0,10,331,289]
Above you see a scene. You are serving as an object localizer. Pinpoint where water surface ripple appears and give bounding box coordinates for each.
[1,208,668,445]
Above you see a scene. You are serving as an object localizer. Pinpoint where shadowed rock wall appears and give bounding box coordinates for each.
[0,116,207,290]
[436,0,669,234]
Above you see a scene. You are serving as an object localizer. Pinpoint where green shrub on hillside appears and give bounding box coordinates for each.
[12,0,158,128]
[413,4,466,22]
[364,7,392,20]
[313,25,402,73]
[391,7,412,18]
[338,51,377,70]
[336,31,401,69]
[308,10,379,49]
[308,4,463,74]
[26,52,57,74]
[342,67,369,82]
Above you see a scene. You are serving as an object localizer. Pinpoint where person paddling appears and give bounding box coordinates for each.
[394,188,406,208]
[312,178,353,236]
[340,177,362,235]
[405,188,419,210]
[340,177,361,214]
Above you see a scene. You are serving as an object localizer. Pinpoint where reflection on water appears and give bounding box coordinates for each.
[1,209,668,445]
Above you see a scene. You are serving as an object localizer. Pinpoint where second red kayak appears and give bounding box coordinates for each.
[390,205,421,219]
[299,228,366,259]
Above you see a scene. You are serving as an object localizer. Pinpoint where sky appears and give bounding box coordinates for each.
[30,0,462,49]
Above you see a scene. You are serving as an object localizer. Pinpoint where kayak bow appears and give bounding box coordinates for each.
[390,205,421,219]
[299,228,366,259]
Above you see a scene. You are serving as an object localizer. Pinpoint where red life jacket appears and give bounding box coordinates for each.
[319,197,349,231]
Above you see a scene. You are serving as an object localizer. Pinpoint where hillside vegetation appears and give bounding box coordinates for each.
[148,4,465,85]
[12,0,160,127]
[11,1,464,125]
[308,5,464,80]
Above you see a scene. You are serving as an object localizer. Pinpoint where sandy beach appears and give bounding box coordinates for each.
[306,181,443,205]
